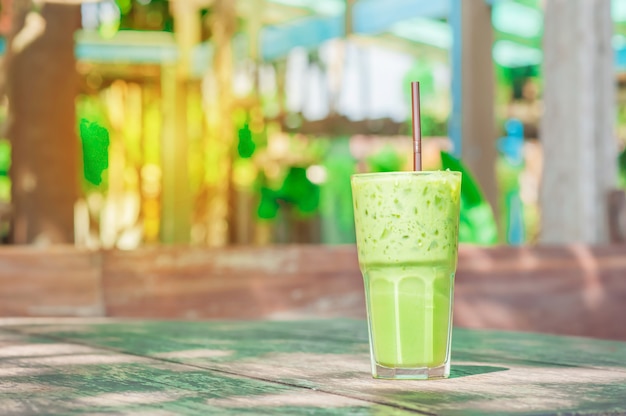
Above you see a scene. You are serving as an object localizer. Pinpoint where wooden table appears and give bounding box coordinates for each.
[1,318,625,415]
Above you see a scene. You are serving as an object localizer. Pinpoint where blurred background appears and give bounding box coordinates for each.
[0,0,623,249]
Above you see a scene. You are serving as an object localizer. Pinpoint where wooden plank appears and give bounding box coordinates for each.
[452,327,626,369]
[0,247,103,317]
[101,244,626,340]
[7,319,626,416]
[11,318,626,370]
[1,243,626,343]
[455,245,626,340]
[101,245,364,319]
[0,326,411,415]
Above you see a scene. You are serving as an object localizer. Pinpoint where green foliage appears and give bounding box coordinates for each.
[257,167,320,219]
[281,167,319,214]
[319,137,357,244]
[401,60,448,137]
[0,139,11,202]
[367,144,403,172]
[117,0,173,32]
[440,151,498,245]
[237,123,256,158]
[403,60,436,101]
[79,119,110,186]
[115,0,132,14]
[420,113,448,137]
[257,186,280,219]
[0,140,10,176]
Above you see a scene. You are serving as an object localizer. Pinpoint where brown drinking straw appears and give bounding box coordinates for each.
[411,81,422,171]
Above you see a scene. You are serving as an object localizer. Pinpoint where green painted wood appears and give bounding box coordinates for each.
[3,318,626,415]
[0,327,411,415]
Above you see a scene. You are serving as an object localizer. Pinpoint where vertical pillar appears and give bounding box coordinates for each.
[7,1,80,244]
[448,0,462,158]
[232,0,263,245]
[160,64,191,244]
[207,0,236,246]
[160,1,200,244]
[450,0,498,216]
[540,0,616,244]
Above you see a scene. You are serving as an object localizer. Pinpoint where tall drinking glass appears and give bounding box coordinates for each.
[351,171,462,379]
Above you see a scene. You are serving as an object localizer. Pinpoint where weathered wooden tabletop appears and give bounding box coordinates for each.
[1,318,625,415]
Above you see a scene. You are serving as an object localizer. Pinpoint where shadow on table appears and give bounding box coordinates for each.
[381,368,510,414]
[449,364,509,378]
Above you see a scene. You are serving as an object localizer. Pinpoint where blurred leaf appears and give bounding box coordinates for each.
[367,144,403,172]
[403,61,436,100]
[0,140,10,176]
[317,136,356,244]
[421,113,447,137]
[441,151,483,208]
[257,167,320,220]
[115,0,132,14]
[402,62,449,136]
[458,202,498,245]
[441,151,498,245]
[257,187,279,220]
[80,119,110,186]
[237,123,256,158]
[279,167,319,216]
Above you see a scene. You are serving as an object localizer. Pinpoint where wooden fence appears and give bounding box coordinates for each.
[1,244,625,340]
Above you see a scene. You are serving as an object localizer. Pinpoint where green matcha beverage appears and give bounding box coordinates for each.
[351,170,461,379]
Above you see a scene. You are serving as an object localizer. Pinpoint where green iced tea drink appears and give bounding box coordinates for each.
[351,171,461,379]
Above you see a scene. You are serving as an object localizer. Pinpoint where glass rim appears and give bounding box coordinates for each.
[351,170,461,179]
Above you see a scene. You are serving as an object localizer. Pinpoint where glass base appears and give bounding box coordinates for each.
[372,361,449,380]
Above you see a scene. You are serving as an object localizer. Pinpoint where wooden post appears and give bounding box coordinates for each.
[160,63,191,244]
[206,0,236,246]
[160,1,200,244]
[7,1,80,244]
[452,0,499,219]
[231,0,263,245]
[540,0,617,244]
